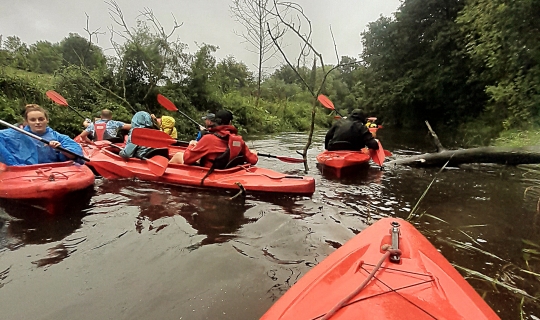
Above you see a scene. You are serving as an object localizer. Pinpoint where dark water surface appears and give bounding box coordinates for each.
[1,129,539,320]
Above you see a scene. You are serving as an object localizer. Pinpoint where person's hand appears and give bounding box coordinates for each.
[251,149,257,155]
[199,125,205,131]
[49,141,61,149]
[188,140,197,147]
[151,114,156,120]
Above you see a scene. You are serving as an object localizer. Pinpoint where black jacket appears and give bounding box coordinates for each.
[324,119,379,151]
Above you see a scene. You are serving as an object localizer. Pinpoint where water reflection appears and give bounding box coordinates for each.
[0,188,93,251]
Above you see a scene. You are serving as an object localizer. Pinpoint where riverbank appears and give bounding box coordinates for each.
[491,128,540,147]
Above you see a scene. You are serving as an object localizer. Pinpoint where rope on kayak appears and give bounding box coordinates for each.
[320,245,401,320]
[367,267,438,319]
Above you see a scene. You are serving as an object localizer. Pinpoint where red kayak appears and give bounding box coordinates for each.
[261,218,499,320]
[317,149,391,178]
[0,161,95,214]
[84,145,315,195]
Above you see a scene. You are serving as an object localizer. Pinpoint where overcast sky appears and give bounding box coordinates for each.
[0,0,400,71]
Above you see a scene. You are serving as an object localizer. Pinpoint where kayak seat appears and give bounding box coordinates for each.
[143,148,170,159]
[225,155,247,169]
[104,137,125,144]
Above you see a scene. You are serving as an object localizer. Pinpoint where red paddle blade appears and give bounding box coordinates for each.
[384,150,392,157]
[369,140,386,167]
[87,159,135,179]
[275,156,305,163]
[157,94,178,111]
[131,128,177,148]
[317,94,335,110]
[46,90,69,106]
[146,155,168,176]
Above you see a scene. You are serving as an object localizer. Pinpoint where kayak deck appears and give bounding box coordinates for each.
[0,161,95,214]
[86,147,315,195]
[261,218,499,320]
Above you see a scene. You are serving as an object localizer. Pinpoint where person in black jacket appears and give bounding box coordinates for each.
[324,109,379,151]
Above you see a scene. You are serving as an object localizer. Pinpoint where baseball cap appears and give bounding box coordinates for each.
[202,110,233,124]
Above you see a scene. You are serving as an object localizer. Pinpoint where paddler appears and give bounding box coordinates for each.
[169,110,258,168]
[324,109,379,151]
[119,111,156,159]
[79,109,131,144]
[195,113,217,141]
[151,114,178,139]
[365,117,379,138]
[0,104,83,165]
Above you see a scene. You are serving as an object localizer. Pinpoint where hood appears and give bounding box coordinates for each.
[209,125,238,135]
[131,111,153,129]
[160,116,175,129]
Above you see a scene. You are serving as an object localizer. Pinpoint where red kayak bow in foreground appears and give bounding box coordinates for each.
[261,217,499,320]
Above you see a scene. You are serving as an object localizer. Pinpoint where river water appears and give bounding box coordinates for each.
[0,129,539,320]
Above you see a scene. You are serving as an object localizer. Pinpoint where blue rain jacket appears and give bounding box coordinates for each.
[119,111,153,159]
[0,127,83,166]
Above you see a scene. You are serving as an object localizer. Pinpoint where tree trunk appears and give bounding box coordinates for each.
[387,146,540,167]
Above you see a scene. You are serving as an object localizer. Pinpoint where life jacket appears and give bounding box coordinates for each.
[92,120,117,141]
[200,130,246,185]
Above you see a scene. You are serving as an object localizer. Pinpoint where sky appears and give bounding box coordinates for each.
[0,0,401,71]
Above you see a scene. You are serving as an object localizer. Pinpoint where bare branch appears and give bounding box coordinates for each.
[267,22,314,96]
[329,25,339,64]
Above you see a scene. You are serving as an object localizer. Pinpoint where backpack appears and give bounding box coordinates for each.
[200,133,246,185]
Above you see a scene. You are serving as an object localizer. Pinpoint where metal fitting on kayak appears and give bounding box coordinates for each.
[390,221,401,263]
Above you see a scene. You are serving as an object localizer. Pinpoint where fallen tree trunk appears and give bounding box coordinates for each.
[387,146,540,167]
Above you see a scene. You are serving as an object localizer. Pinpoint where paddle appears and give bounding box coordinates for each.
[254,153,304,164]
[317,94,344,117]
[46,90,88,121]
[0,119,90,162]
[131,128,304,164]
[157,94,204,129]
[87,158,135,178]
[369,140,386,168]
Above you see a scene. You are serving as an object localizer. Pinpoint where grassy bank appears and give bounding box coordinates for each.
[491,129,540,147]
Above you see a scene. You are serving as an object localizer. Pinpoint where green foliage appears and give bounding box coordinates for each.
[9,0,540,145]
[60,33,106,70]
[27,41,62,74]
[359,0,487,128]
[214,56,254,94]
[185,44,219,111]
[457,0,540,130]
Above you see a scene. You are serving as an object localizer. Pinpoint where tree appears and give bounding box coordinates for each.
[214,56,254,94]
[359,0,486,128]
[265,0,359,170]
[457,0,540,129]
[27,41,62,74]
[230,0,282,106]
[60,33,106,70]
[1,36,30,70]
[106,0,187,111]
[184,44,219,111]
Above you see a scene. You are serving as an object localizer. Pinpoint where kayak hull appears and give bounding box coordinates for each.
[0,161,95,214]
[261,218,499,320]
[86,147,315,195]
[316,150,371,178]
